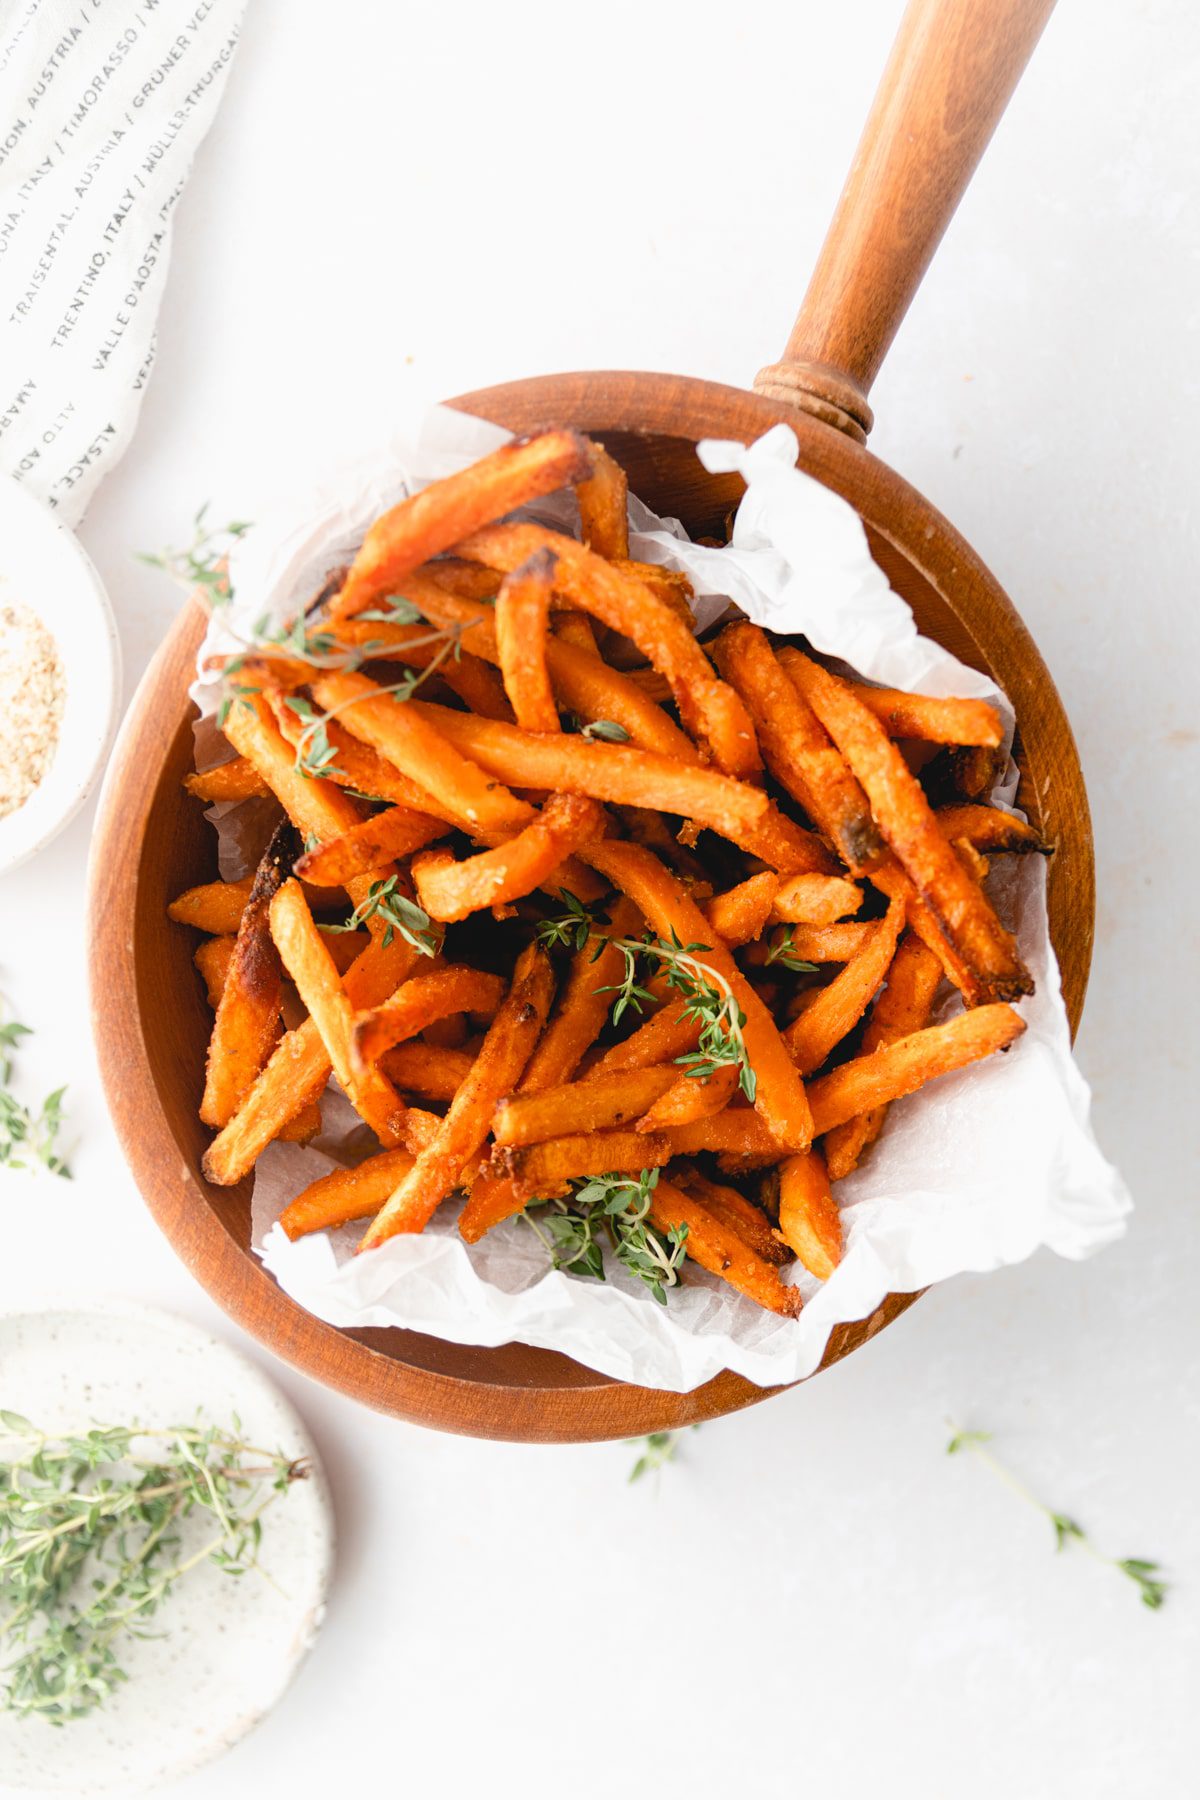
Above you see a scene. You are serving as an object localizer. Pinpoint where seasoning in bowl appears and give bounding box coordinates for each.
[0,601,66,821]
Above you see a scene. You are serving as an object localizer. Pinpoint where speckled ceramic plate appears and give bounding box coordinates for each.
[0,1301,333,1794]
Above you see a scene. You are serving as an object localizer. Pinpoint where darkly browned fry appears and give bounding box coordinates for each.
[412,794,606,923]
[780,649,1031,1003]
[330,429,593,619]
[495,548,561,733]
[777,1151,842,1280]
[454,523,762,778]
[823,931,942,1178]
[672,1166,790,1265]
[716,623,883,871]
[844,684,1002,747]
[185,758,270,803]
[934,804,1050,856]
[280,1149,415,1240]
[293,805,449,886]
[646,1178,801,1317]
[200,823,292,1129]
[576,443,630,559]
[496,1129,670,1202]
[358,942,555,1247]
[352,966,506,1071]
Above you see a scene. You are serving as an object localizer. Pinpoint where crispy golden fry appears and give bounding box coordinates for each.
[194,934,236,1007]
[780,649,1031,1003]
[672,1166,790,1265]
[868,860,976,999]
[934,803,1050,856]
[823,931,942,1178]
[581,841,813,1151]
[454,523,761,777]
[352,966,506,1071]
[517,898,642,1092]
[701,872,778,945]
[646,1178,801,1317]
[635,1061,739,1131]
[169,877,255,935]
[280,1149,415,1240]
[407,700,769,848]
[777,1151,842,1280]
[358,942,555,1247]
[807,1003,1025,1133]
[494,547,560,732]
[770,873,864,926]
[311,671,534,836]
[293,805,449,887]
[269,880,407,1148]
[457,1164,572,1244]
[496,1129,670,1202]
[185,758,270,803]
[492,1065,677,1148]
[576,443,629,559]
[412,794,606,923]
[330,428,593,619]
[590,1001,701,1077]
[716,623,882,871]
[611,561,694,625]
[740,801,840,876]
[267,692,461,821]
[200,824,291,1128]
[381,1041,475,1101]
[401,1107,445,1153]
[746,922,874,966]
[845,684,1003,747]
[553,611,600,654]
[202,933,419,1185]
[954,838,990,883]
[783,896,904,1075]
[661,1113,790,1160]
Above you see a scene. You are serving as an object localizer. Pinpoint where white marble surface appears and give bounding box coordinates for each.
[1,1,1196,1796]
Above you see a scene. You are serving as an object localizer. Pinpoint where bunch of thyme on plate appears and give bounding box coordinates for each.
[522,1167,688,1305]
[536,892,757,1101]
[0,1412,309,1724]
[0,1013,70,1180]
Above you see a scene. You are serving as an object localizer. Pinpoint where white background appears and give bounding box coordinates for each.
[2,1,1198,1796]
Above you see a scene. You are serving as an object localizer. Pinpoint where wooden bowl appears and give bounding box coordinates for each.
[87,372,1092,1441]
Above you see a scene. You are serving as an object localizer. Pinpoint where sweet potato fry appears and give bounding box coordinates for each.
[200,823,293,1128]
[412,794,606,923]
[381,1042,475,1101]
[553,611,600,654]
[493,1064,677,1148]
[494,548,560,732]
[311,671,534,836]
[408,701,769,847]
[352,966,506,1070]
[581,841,813,1151]
[202,932,419,1185]
[278,1102,323,1144]
[635,1060,740,1132]
[266,692,464,822]
[611,561,694,624]
[457,1163,572,1244]
[270,880,407,1148]
[185,758,270,803]
[777,1151,842,1279]
[780,650,1031,1002]
[517,898,642,1092]
[823,931,942,1178]
[575,443,629,559]
[716,623,882,871]
[661,1112,791,1160]
[293,805,449,886]
[806,1003,1026,1134]
[868,859,976,1000]
[359,621,512,721]
[783,896,904,1075]
[496,1129,670,1202]
[454,523,761,777]
[672,1166,790,1265]
[330,429,593,619]
[934,804,1050,856]
[402,1107,445,1154]
[280,1149,415,1240]
[169,877,255,935]
[845,684,1003,747]
[770,873,864,926]
[194,935,236,1007]
[701,873,777,945]
[358,942,555,1247]
[646,1178,801,1317]
[741,802,840,876]
[748,922,874,966]
[590,1001,701,1077]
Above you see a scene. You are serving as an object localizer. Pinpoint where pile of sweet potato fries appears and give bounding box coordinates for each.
[169,429,1046,1319]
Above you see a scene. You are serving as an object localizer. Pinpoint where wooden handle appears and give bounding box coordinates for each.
[754,0,1057,442]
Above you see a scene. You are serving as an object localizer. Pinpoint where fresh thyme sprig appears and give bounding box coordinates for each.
[137,504,251,611]
[947,1424,1168,1610]
[627,1431,682,1483]
[0,1413,309,1723]
[0,1015,70,1180]
[327,878,442,958]
[522,1167,688,1305]
[535,894,757,1101]
[764,927,818,974]
[578,718,630,743]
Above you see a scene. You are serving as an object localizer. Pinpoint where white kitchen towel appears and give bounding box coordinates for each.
[0,0,246,523]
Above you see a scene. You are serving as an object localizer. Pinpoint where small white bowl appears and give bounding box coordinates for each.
[0,473,121,874]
